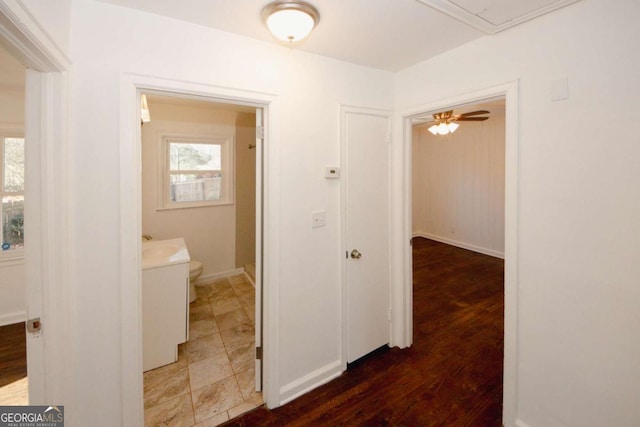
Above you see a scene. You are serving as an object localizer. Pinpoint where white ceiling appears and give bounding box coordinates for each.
[97,0,581,71]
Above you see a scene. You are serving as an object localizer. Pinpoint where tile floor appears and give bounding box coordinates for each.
[144,273,263,427]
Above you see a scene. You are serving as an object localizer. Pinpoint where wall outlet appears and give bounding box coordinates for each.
[325,166,340,179]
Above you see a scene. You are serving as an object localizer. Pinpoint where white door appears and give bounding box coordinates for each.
[342,107,391,363]
[254,107,264,391]
[24,68,45,401]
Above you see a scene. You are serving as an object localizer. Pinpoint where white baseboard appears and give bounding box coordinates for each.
[413,231,504,259]
[194,267,246,286]
[279,360,344,405]
[0,310,26,327]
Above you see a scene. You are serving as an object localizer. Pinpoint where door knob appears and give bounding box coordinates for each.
[350,249,362,259]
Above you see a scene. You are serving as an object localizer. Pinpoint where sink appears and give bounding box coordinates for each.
[141,238,190,270]
[143,244,181,259]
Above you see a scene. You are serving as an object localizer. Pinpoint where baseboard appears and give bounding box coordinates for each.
[413,232,504,259]
[194,267,246,286]
[0,310,26,327]
[244,272,255,287]
[515,419,531,427]
[278,360,344,405]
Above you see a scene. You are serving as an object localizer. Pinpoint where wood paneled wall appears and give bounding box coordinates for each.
[412,116,505,257]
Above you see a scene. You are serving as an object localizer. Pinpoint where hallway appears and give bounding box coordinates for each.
[222,237,504,426]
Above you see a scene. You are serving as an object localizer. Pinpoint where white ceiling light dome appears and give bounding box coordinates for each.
[262,1,320,43]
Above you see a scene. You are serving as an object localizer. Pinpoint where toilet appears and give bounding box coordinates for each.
[188,260,203,303]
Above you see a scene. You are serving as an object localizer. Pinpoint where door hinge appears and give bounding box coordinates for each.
[27,317,42,333]
[256,126,264,139]
[256,346,263,360]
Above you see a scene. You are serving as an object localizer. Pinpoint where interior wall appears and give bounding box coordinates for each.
[412,115,505,257]
[0,44,25,326]
[141,99,238,279]
[69,0,394,422]
[396,1,640,426]
[235,112,256,269]
[18,0,71,56]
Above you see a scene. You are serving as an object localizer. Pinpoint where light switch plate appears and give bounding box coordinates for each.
[312,210,326,228]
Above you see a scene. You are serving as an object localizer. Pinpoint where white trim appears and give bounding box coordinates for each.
[0,0,70,72]
[515,419,532,427]
[0,310,25,326]
[412,232,504,259]
[0,249,24,263]
[395,80,519,426]
[193,267,246,285]
[119,73,280,423]
[278,359,343,405]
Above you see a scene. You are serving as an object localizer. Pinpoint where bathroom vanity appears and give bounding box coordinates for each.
[141,238,190,372]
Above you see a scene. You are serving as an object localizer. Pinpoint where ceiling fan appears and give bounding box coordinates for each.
[425,109,490,135]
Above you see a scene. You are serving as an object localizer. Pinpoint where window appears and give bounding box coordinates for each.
[1,136,25,253]
[159,135,233,209]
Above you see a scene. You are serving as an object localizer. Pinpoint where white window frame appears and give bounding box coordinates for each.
[157,134,234,210]
[0,133,25,259]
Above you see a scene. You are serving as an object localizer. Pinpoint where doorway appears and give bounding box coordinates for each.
[0,42,27,405]
[400,82,519,425]
[137,91,265,424]
[0,4,71,406]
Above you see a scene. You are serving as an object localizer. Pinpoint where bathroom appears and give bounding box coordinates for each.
[140,93,262,425]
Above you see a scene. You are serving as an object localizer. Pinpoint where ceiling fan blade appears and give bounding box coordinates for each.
[456,117,489,121]
[457,110,490,117]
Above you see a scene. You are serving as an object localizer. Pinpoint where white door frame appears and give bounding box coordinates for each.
[393,81,519,425]
[118,73,280,424]
[0,0,71,406]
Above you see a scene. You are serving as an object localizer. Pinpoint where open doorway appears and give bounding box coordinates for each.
[138,92,264,425]
[408,96,510,424]
[0,42,27,406]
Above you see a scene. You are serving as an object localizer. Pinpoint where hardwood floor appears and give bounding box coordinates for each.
[222,238,504,426]
[0,321,28,405]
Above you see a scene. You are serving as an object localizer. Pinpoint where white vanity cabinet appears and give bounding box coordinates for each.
[142,238,190,372]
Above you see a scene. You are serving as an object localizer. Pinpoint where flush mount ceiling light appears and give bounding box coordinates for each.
[261,0,320,43]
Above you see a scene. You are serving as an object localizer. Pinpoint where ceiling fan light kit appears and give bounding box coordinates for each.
[262,0,320,43]
[426,110,490,136]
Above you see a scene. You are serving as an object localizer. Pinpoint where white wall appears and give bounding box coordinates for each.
[141,100,238,278]
[0,44,25,326]
[68,0,393,423]
[412,116,505,257]
[397,1,640,426]
[19,0,71,56]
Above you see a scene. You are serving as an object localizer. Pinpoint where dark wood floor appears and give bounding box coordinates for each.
[223,238,504,426]
[0,322,27,388]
